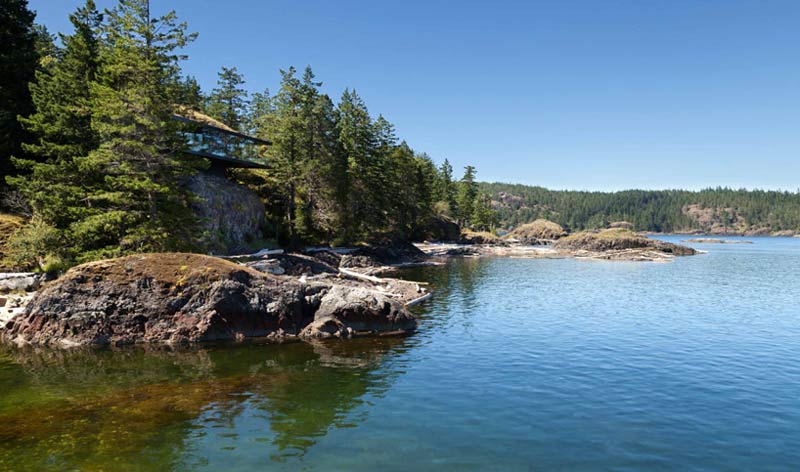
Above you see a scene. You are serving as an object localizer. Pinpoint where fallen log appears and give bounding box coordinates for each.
[405,292,433,307]
[339,268,384,284]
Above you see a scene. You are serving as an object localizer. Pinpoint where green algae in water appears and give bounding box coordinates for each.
[0,339,408,471]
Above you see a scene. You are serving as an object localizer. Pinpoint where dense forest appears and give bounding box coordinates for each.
[0,0,494,270]
[483,182,800,234]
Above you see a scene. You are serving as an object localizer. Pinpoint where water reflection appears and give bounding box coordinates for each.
[0,338,409,471]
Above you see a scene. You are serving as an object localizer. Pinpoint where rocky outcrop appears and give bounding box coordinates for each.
[339,240,428,268]
[1,253,416,347]
[682,238,753,244]
[418,215,461,241]
[301,285,416,339]
[506,219,567,244]
[185,172,265,255]
[459,230,503,245]
[609,221,634,230]
[554,229,696,256]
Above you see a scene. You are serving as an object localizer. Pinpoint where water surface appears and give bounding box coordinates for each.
[1,237,799,471]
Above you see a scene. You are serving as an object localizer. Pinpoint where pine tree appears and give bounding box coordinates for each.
[7,0,103,265]
[434,158,457,216]
[171,75,204,111]
[77,0,202,259]
[259,67,307,245]
[0,0,38,193]
[206,66,248,131]
[336,89,377,241]
[456,165,478,227]
[470,191,496,231]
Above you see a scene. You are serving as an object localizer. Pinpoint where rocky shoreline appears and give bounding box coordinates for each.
[0,228,700,348]
[1,251,427,347]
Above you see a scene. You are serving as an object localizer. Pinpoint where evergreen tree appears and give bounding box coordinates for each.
[171,75,204,111]
[0,0,38,193]
[260,67,307,245]
[456,165,478,227]
[11,0,103,246]
[335,88,377,241]
[206,66,248,131]
[470,191,496,231]
[76,0,202,259]
[434,158,457,216]
[298,68,340,241]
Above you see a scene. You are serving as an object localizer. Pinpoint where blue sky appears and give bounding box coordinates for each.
[30,0,800,191]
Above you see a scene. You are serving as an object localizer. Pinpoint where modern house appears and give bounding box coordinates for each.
[173,108,271,254]
[174,108,271,170]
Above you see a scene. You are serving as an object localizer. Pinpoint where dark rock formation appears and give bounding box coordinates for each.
[419,215,461,241]
[185,172,265,255]
[339,240,427,268]
[459,231,504,245]
[2,253,416,347]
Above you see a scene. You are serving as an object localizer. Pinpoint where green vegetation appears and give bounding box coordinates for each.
[0,0,495,270]
[484,183,800,233]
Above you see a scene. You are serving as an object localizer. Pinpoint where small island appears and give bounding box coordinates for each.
[682,238,754,244]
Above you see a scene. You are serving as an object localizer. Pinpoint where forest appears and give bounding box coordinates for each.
[0,0,494,270]
[483,182,800,233]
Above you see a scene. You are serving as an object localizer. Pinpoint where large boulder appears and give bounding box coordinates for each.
[300,285,416,339]
[2,253,416,347]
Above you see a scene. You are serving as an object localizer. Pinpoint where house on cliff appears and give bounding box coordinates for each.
[174,108,271,255]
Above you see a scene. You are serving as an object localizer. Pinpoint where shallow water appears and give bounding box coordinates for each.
[2,236,799,471]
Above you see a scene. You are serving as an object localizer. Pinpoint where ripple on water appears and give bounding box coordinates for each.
[1,238,800,470]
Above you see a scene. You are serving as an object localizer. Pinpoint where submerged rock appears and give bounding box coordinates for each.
[2,253,416,347]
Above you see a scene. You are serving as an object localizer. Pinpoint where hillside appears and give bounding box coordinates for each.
[481,183,800,235]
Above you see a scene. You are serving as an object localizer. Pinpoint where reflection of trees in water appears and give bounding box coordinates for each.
[400,258,491,331]
[0,338,409,471]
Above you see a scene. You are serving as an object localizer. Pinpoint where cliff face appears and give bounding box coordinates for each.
[1,253,417,347]
[185,171,265,255]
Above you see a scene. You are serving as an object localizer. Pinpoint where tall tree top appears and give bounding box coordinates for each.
[206,66,248,131]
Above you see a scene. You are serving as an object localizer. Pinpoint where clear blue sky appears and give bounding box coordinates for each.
[30,0,800,191]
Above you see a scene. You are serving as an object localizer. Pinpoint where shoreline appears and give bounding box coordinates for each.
[0,231,702,348]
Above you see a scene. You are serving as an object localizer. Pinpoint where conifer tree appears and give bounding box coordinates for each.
[7,1,103,266]
[470,191,496,231]
[336,89,377,241]
[456,165,478,227]
[260,67,307,245]
[78,0,202,259]
[0,0,38,192]
[434,158,457,217]
[206,66,248,131]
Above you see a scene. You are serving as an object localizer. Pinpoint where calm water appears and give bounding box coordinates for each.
[1,237,800,471]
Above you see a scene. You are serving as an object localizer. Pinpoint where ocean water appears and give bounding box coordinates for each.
[1,236,799,471]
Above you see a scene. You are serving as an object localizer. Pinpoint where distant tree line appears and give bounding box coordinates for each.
[0,0,494,270]
[483,183,800,233]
